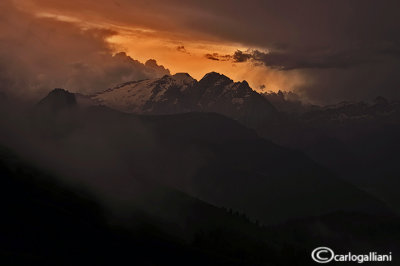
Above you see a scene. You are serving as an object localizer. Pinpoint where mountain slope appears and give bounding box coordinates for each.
[0,145,280,266]
[2,144,399,266]
[256,97,400,216]
[92,72,277,127]
[17,89,392,224]
[92,73,197,114]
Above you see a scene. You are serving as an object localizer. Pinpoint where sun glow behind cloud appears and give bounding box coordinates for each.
[13,0,309,94]
[106,33,309,93]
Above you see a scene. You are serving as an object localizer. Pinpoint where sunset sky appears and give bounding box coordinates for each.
[1,0,400,103]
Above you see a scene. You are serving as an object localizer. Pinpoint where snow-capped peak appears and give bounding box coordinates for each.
[90,71,277,126]
[200,72,232,84]
[171,73,196,84]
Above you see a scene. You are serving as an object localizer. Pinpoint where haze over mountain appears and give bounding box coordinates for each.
[67,69,400,216]
[2,143,399,266]
[2,88,390,224]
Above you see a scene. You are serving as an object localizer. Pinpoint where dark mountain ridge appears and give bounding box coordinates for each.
[92,72,278,127]
[38,73,400,216]
[12,89,391,225]
[89,72,400,216]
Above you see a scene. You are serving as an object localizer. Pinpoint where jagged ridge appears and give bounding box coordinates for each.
[92,72,277,127]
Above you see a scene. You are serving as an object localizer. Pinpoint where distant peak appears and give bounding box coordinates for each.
[205,71,220,76]
[157,73,196,84]
[200,72,232,83]
[45,88,75,99]
[160,74,171,80]
[172,72,195,81]
[37,88,77,110]
[173,72,191,78]
[203,71,223,78]
[241,80,249,87]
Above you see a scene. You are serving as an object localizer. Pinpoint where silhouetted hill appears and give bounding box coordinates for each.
[37,88,77,111]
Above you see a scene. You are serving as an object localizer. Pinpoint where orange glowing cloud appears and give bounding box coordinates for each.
[11,0,309,94]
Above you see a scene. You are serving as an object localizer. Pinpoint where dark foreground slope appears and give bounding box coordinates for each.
[0,146,285,266]
[1,146,400,266]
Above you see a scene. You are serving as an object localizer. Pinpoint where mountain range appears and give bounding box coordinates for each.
[1,71,400,265]
[80,72,400,215]
[90,72,277,127]
[22,88,390,224]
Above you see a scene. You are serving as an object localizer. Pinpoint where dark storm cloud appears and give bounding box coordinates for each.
[232,50,253,63]
[204,53,232,61]
[231,48,373,70]
[177,0,399,103]
[205,53,220,61]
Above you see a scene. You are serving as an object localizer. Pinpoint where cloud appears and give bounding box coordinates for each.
[232,50,253,63]
[204,53,232,61]
[205,53,220,61]
[226,45,400,103]
[176,45,189,54]
[229,47,398,71]
[7,0,400,103]
[0,0,169,101]
[293,59,400,104]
